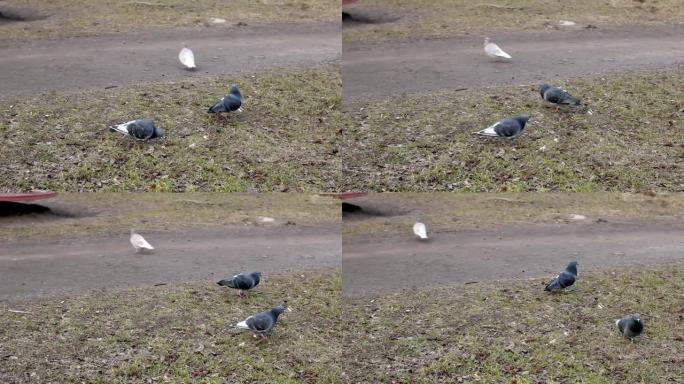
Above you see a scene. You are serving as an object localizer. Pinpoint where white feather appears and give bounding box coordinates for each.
[413,222,428,240]
[235,318,250,329]
[130,230,154,252]
[179,47,196,69]
[110,121,134,136]
[484,38,512,59]
[474,122,499,136]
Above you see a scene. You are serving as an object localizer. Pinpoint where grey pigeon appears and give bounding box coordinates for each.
[208,84,243,114]
[474,115,529,138]
[544,261,578,292]
[235,304,292,338]
[217,272,261,296]
[109,119,165,141]
[539,84,581,107]
[616,314,644,339]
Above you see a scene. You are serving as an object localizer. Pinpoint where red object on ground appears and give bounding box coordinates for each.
[0,192,58,202]
[319,192,368,200]
[342,0,358,4]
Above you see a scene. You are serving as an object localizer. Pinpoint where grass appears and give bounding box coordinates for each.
[0,192,341,242]
[0,270,341,383]
[342,192,684,236]
[343,0,684,43]
[342,70,684,192]
[0,67,342,192]
[0,0,338,40]
[343,266,684,383]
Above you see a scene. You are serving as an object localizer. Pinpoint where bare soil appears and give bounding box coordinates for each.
[1,224,340,301]
[342,194,684,297]
[0,22,340,98]
[342,25,684,100]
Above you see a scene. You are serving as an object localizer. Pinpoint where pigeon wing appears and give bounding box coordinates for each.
[130,233,154,250]
[485,42,511,59]
[545,87,580,106]
[178,47,196,69]
[109,121,135,137]
[127,120,156,141]
[413,222,428,239]
[494,119,522,137]
[247,312,274,332]
[207,97,226,113]
[224,94,242,112]
[474,121,501,136]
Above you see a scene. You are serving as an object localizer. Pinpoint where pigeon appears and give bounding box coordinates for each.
[217,272,262,296]
[235,304,292,338]
[616,314,644,339]
[539,84,581,108]
[109,119,165,141]
[178,46,196,70]
[474,115,529,138]
[207,85,243,114]
[129,229,154,253]
[413,222,428,240]
[484,37,512,60]
[544,261,578,292]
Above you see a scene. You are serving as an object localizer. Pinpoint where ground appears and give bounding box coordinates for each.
[342,192,684,296]
[1,68,342,192]
[342,266,684,383]
[0,194,341,382]
[1,270,341,383]
[0,1,340,192]
[342,0,684,43]
[342,193,684,382]
[0,0,338,40]
[0,193,340,298]
[342,70,684,192]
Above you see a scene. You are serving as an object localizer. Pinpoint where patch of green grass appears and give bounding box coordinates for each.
[342,192,684,237]
[0,0,338,40]
[343,0,684,43]
[342,70,684,192]
[343,266,684,383]
[0,192,341,241]
[0,67,341,192]
[0,270,341,383]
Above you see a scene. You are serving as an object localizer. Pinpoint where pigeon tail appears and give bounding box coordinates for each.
[235,320,249,329]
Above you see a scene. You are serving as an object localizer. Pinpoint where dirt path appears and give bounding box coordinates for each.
[0,22,340,98]
[342,25,684,100]
[343,220,684,297]
[0,224,340,300]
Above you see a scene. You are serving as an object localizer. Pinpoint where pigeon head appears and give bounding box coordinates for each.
[272,304,292,316]
[539,83,552,98]
[484,37,490,45]
[566,261,578,275]
[153,127,165,138]
[230,84,241,97]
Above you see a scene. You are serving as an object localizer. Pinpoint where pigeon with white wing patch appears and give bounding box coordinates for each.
[130,229,154,253]
[178,45,196,70]
[217,272,261,296]
[235,304,291,339]
[475,115,529,138]
[544,261,578,292]
[484,37,512,60]
[208,85,243,114]
[109,119,165,141]
[413,222,428,240]
[616,314,644,340]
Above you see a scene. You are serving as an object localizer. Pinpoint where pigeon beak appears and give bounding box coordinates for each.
[286,307,292,312]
